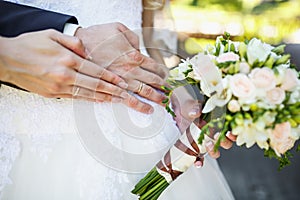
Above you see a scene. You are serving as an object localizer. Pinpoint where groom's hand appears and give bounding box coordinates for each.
[0,29,129,102]
[74,23,168,113]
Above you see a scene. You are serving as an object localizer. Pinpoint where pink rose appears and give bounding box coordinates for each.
[281,68,299,91]
[216,52,239,63]
[266,87,285,105]
[270,122,295,156]
[229,74,256,99]
[249,67,276,91]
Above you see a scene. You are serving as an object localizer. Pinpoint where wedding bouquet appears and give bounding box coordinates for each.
[131,33,300,200]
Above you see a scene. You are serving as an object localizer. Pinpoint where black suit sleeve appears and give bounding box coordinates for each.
[0,0,78,37]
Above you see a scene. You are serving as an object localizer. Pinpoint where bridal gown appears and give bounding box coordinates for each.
[0,0,235,199]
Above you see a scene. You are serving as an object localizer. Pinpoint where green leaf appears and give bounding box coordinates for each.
[275,54,290,65]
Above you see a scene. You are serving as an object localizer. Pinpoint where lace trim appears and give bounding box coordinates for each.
[0,133,20,198]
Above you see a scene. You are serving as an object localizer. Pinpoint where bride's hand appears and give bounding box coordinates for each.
[0,29,128,102]
[74,23,168,114]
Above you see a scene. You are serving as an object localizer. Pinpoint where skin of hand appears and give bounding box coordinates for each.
[74,22,168,114]
[0,29,129,102]
[171,87,236,166]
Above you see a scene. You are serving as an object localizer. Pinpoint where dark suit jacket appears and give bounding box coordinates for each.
[0,0,78,37]
[0,0,78,89]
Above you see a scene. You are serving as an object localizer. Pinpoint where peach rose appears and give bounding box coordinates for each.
[266,87,285,105]
[270,122,295,156]
[216,52,239,63]
[229,74,256,99]
[281,68,299,91]
[249,67,276,91]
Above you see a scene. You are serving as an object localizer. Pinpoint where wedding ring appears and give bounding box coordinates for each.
[136,82,144,94]
[74,87,80,96]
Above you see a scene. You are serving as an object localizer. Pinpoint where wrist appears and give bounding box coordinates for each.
[0,37,8,81]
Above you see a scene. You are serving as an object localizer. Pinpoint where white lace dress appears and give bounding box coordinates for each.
[0,0,234,199]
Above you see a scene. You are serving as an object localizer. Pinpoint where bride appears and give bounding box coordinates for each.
[0,0,234,199]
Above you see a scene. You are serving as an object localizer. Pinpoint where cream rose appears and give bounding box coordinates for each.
[281,68,299,91]
[229,74,256,99]
[270,122,295,156]
[249,67,276,91]
[216,52,239,63]
[266,87,285,105]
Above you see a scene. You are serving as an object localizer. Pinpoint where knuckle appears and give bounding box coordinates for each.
[128,96,139,107]
[96,81,105,91]
[59,54,77,66]
[48,83,61,93]
[143,86,153,97]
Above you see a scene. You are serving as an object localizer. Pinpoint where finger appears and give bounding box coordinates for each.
[124,67,166,89]
[74,58,128,89]
[213,132,233,150]
[50,30,87,59]
[126,79,166,105]
[122,94,154,114]
[68,73,129,98]
[226,131,237,142]
[117,23,140,50]
[138,56,168,79]
[205,141,220,159]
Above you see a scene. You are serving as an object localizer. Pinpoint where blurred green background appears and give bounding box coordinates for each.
[169,0,300,55]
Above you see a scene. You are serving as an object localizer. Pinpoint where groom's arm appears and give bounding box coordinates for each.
[0,0,78,37]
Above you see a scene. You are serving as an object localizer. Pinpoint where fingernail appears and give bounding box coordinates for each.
[188,108,200,117]
[120,92,129,99]
[226,131,231,138]
[205,141,214,151]
[112,97,122,103]
[147,107,154,114]
[118,81,128,89]
[214,132,220,140]
[194,160,203,168]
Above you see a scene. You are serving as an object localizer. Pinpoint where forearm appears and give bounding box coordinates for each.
[0,1,78,37]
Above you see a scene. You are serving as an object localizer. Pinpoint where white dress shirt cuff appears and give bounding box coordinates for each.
[63,23,81,36]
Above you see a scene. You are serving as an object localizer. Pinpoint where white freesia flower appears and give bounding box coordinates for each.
[281,68,300,91]
[289,86,300,104]
[247,38,273,65]
[216,52,239,63]
[239,62,250,74]
[232,119,269,149]
[169,59,191,80]
[190,53,222,97]
[227,99,240,113]
[202,76,232,113]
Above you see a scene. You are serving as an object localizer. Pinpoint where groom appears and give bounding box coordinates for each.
[0,0,167,114]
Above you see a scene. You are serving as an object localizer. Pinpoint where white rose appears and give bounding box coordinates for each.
[216,52,239,63]
[281,68,299,91]
[247,38,273,65]
[227,99,240,112]
[229,74,256,99]
[249,67,276,91]
[266,87,286,105]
